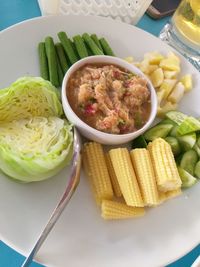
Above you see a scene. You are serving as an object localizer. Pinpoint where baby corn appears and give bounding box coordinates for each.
[166,188,182,198]
[159,188,182,204]
[109,148,144,207]
[130,148,159,206]
[83,142,113,204]
[148,138,182,192]
[101,200,145,220]
[105,153,122,197]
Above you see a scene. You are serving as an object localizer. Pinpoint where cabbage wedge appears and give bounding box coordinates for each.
[0,76,63,122]
[0,77,73,182]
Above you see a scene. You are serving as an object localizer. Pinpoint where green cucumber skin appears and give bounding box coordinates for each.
[159,119,177,126]
[180,149,198,176]
[177,117,200,135]
[170,125,180,137]
[194,161,200,178]
[165,136,181,156]
[177,133,196,151]
[131,135,147,149]
[197,136,200,147]
[178,167,197,188]
[144,124,173,141]
[175,153,183,166]
[193,143,200,157]
[166,111,187,125]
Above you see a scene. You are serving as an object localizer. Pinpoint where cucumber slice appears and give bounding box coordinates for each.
[177,116,200,135]
[159,119,177,126]
[194,161,200,179]
[177,132,196,151]
[144,124,173,141]
[132,135,147,149]
[178,167,197,188]
[170,125,180,137]
[175,153,183,166]
[166,111,187,125]
[165,136,181,156]
[180,149,198,175]
[193,143,200,157]
[197,136,200,147]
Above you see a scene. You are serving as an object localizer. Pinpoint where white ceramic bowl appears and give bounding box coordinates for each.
[61,55,157,145]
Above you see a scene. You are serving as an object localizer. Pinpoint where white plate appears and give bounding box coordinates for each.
[0,15,200,267]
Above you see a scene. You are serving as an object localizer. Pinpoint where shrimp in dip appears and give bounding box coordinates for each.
[67,63,151,134]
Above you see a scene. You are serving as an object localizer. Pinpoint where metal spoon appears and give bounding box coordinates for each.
[21,128,82,267]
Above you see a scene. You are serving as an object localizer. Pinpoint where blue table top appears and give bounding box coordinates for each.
[0,1,199,267]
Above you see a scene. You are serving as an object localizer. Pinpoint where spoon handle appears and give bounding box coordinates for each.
[21,130,81,267]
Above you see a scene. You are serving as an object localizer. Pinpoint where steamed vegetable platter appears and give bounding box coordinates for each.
[0,29,199,221]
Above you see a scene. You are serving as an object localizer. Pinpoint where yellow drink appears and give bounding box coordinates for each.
[173,0,200,49]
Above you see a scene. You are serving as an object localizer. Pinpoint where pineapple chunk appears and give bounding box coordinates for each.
[139,60,158,75]
[148,65,159,74]
[180,74,193,91]
[157,101,178,118]
[124,51,192,117]
[150,68,164,87]
[167,51,180,64]
[163,70,178,79]
[159,58,180,72]
[159,79,177,99]
[139,59,150,74]
[157,90,165,106]
[168,82,185,103]
[124,56,134,63]
[133,62,141,68]
[144,51,164,64]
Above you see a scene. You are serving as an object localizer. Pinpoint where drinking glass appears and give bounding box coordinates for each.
[159,0,200,71]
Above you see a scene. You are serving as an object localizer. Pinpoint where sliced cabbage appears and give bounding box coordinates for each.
[0,116,73,182]
[0,77,73,182]
[0,76,63,123]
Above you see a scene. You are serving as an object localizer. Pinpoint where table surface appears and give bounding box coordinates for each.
[0,1,200,267]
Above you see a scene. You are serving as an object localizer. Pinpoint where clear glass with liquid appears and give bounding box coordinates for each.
[159,0,200,71]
